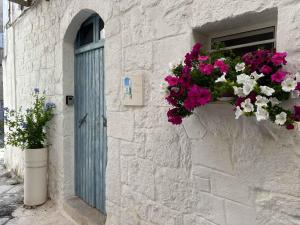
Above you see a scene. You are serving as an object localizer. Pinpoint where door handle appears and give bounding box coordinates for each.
[102,115,107,127]
[79,113,88,128]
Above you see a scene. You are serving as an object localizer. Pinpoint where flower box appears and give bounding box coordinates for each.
[163,43,300,130]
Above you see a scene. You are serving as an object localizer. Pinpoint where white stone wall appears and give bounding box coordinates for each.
[3,0,300,224]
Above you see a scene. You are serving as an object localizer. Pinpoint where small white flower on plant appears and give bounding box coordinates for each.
[215,73,227,83]
[235,106,243,119]
[218,58,226,61]
[160,82,170,97]
[255,95,269,107]
[242,79,257,96]
[291,90,300,98]
[168,59,181,71]
[269,97,280,106]
[275,112,287,125]
[170,87,180,93]
[260,86,275,96]
[250,71,264,80]
[235,62,246,72]
[237,74,251,84]
[281,77,297,92]
[255,107,269,121]
[233,86,245,97]
[241,98,254,113]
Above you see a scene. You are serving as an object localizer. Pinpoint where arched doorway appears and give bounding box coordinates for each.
[74,14,107,213]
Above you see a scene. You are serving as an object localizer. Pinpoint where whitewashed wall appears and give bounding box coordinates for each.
[3,0,300,225]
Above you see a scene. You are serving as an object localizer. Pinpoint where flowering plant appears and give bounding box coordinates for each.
[4,89,56,149]
[163,43,300,130]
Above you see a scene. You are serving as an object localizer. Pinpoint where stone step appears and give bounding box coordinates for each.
[63,197,106,225]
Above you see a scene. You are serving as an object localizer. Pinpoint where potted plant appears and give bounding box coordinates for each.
[163,43,300,130]
[4,88,56,206]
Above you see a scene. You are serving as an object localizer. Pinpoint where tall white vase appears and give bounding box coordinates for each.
[24,148,48,206]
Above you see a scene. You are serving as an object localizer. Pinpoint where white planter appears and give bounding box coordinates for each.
[24,148,48,206]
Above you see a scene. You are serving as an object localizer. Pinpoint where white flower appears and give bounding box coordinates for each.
[260,86,275,96]
[275,112,287,125]
[237,74,251,85]
[215,73,227,83]
[233,86,245,97]
[255,95,269,107]
[160,82,170,97]
[291,90,300,98]
[242,79,257,95]
[281,77,297,92]
[269,97,280,106]
[218,58,226,61]
[235,106,243,119]
[255,107,269,121]
[170,87,180,93]
[241,98,254,113]
[250,71,264,80]
[235,62,246,72]
[168,59,182,71]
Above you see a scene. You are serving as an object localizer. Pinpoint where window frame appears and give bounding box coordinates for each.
[208,21,277,53]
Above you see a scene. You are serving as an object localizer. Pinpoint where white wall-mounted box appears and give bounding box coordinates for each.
[122,74,143,106]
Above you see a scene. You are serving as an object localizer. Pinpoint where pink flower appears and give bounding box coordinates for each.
[199,63,214,75]
[271,52,287,66]
[271,70,287,83]
[235,97,245,107]
[191,43,202,59]
[166,96,178,106]
[198,55,209,61]
[165,75,179,86]
[184,85,212,110]
[214,60,229,73]
[294,105,300,121]
[178,74,191,88]
[184,53,192,67]
[296,82,300,91]
[286,124,295,130]
[260,65,273,74]
[167,108,182,125]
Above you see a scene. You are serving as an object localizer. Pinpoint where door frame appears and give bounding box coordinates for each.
[74,14,107,213]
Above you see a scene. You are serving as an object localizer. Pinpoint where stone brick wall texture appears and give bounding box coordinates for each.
[3,0,300,225]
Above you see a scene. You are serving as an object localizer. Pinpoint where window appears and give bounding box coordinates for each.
[79,23,94,46]
[210,26,276,56]
[75,14,105,48]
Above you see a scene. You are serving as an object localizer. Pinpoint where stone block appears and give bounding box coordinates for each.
[183,214,217,225]
[192,176,211,193]
[190,192,226,225]
[106,138,121,205]
[120,141,142,156]
[124,43,152,72]
[107,111,135,141]
[225,201,256,225]
[145,127,181,168]
[155,167,192,212]
[191,134,234,174]
[211,173,254,206]
[128,159,155,199]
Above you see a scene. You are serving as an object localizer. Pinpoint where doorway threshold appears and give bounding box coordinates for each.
[63,197,106,225]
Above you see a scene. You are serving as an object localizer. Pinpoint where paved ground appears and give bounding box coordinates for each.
[0,151,23,225]
[0,150,76,225]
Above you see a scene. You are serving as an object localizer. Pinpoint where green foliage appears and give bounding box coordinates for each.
[4,91,56,149]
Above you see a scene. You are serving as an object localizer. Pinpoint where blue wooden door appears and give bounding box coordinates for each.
[74,15,107,213]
